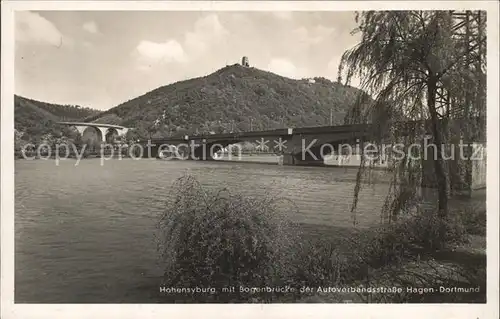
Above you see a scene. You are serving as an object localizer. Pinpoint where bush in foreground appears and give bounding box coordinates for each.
[154,175,480,303]
[156,175,300,302]
[371,212,468,257]
[294,210,474,302]
[454,202,486,236]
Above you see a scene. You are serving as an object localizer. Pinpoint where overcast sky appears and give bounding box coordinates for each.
[15,11,361,110]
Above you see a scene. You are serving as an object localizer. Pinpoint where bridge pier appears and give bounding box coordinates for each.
[282,153,325,166]
[95,127,108,142]
[74,125,88,136]
[193,146,216,161]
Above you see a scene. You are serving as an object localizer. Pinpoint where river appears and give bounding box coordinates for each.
[15,158,391,302]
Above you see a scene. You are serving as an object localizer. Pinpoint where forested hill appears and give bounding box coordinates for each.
[14,95,101,143]
[85,64,368,139]
[15,64,370,143]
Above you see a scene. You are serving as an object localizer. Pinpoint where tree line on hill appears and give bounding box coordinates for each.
[15,67,372,149]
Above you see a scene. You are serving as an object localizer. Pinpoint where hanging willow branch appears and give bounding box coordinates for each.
[338,10,486,222]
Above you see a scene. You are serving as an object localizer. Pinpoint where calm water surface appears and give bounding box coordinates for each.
[15,159,390,302]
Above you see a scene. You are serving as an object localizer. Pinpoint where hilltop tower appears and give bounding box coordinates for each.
[241,56,249,67]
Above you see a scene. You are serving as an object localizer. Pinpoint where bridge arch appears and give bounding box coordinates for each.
[105,128,120,143]
[288,135,390,166]
[193,140,235,160]
[77,126,104,143]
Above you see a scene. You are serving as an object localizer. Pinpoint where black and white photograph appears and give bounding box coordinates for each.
[1,1,499,318]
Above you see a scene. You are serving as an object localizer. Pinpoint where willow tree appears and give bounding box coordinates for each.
[338,11,486,221]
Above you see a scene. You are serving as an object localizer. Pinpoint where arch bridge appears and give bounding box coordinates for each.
[57,122,129,142]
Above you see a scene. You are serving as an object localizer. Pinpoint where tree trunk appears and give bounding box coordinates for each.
[427,77,449,218]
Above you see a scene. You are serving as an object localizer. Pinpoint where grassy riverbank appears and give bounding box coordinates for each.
[144,175,486,303]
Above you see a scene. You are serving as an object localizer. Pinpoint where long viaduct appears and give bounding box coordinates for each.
[139,117,486,166]
[57,122,130,143]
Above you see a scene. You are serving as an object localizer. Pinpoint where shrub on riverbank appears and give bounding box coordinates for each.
[156,175,300,302]
[155,175,482,303]
[354,212,469,265]
[454,202,486,236]
[294,212,480,303]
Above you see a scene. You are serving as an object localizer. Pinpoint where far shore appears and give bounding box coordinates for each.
[15,153,383,167]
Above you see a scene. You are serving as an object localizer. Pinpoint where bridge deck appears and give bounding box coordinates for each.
[57,122,127,129]
[143,117,485,145]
